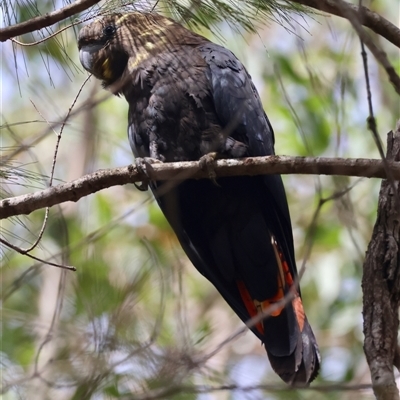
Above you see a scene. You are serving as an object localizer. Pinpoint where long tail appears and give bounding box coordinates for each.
[267,314,320,385]
[237,235,320,385]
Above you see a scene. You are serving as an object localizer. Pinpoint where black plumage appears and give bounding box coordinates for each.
[78,12,320,384]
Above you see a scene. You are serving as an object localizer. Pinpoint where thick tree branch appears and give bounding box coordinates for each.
[0,0,99,42]
[1,0,399,53]
[2,155,400,220]
[291,0,400,49]
[362,126,400,400]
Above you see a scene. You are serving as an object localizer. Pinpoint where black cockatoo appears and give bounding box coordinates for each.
[78,12,320,384]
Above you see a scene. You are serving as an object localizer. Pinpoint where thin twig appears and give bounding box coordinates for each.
[357,9,400,210]
[10,19,84,46]
[333,0,400,95]
[125,381,375,400]
[0,238,75,270]
[291,0,400,49]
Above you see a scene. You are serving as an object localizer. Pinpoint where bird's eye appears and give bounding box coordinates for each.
[103,25,115,37]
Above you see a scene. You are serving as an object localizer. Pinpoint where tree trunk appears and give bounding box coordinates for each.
[362,123,400,400]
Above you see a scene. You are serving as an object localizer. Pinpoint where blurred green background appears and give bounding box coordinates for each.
[1,1,399,399]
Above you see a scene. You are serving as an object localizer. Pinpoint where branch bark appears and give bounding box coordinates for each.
[2,155,400,220]
[0,0,100,42]
[1,0,399,52]
[362,126,400,400]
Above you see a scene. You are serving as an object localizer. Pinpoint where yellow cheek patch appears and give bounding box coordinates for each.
[101,58,113,80]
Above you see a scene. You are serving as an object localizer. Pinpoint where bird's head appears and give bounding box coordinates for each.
[78,14,129,86]
[78,14,130,87]
[78,12,198,90]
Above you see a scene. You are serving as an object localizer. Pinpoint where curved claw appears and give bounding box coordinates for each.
[134,181,149,192]
[134,157,163,191]
[199,152,220,186]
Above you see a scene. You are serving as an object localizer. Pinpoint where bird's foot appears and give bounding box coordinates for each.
[134,157,163,191]
[199,152,220,186]
[223,137,248,158]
